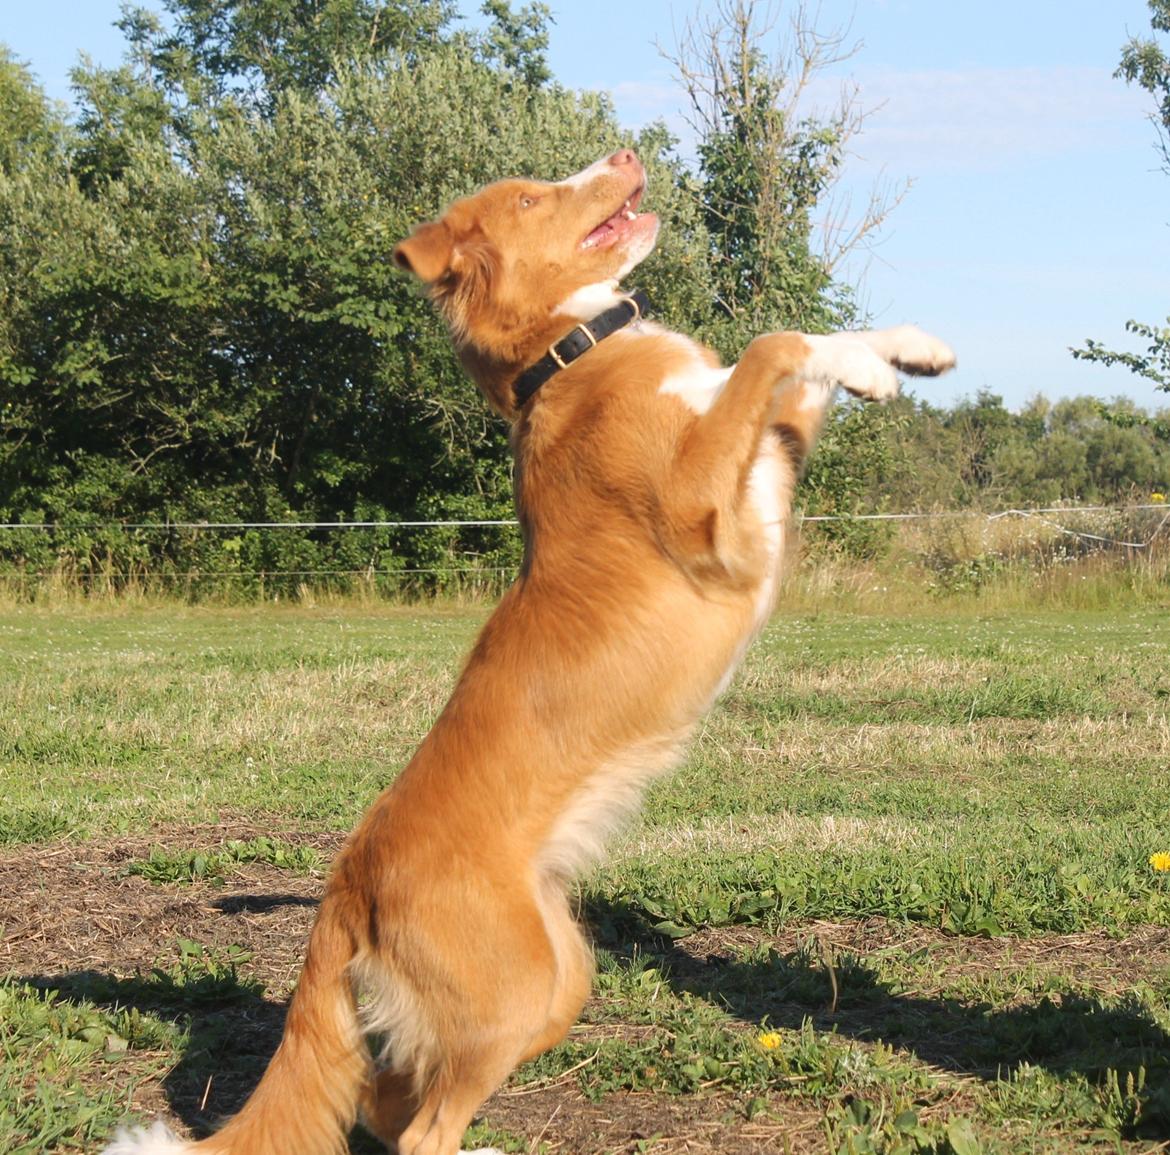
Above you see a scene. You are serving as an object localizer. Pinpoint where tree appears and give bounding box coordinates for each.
[113,0,457,111]
[0,2,654,587]
[1072,0,1169,395]
[661,1,910,553]
[1073,320,1170,392]
[1119,0,1170,170]
[0,46,67,174]
[665,0,902,351]
[477,0,553,89]
[1,0,910,584]
[944,391,1018,504]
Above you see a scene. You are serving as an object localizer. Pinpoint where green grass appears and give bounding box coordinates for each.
[499,925,1170,1151]
[0,981,182,1155]
[0,604,471,842]
[2,598,1170,1151]
[125,837,323,884]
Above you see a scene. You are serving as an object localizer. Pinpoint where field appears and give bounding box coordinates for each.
[3,594,1170,1154]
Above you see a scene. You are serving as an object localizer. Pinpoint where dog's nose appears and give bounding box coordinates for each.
[609,149,638,167]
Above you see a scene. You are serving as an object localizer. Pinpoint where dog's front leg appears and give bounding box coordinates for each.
[660,332,816,570]
[768,326,956,467]
[769,324,960,466]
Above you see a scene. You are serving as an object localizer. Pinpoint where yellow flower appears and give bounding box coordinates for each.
[757,1030,782,1051]
[1151,492,1166,503]
[1149,852,1170,872]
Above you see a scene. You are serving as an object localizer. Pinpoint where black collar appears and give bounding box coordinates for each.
[513,290,650,408]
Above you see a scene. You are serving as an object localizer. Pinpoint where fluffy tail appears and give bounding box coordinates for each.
[103,903,369,1155]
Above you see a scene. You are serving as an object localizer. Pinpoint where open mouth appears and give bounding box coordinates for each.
[580,183,646,251]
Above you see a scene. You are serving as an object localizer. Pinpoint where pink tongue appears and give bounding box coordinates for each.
[586,220,616,245]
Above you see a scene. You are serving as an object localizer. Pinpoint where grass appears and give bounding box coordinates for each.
[0,981,181,1155]
[124,838,323,884]
[2,591,1169,1151]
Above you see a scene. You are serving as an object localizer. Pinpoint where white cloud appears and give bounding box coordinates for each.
[605,64,1156,173]
[609,80,679,114]
[806,65,1155,171]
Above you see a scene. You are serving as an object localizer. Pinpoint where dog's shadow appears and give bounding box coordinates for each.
[17,893,348,1146]
[21,967,284,1131]
[17,894,1170,1146]
[585,896,1170,1141]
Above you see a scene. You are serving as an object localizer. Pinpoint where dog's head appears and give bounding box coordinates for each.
[394,150,659,416]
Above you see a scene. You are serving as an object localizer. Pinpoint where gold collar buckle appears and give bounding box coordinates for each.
[548,322,598,369]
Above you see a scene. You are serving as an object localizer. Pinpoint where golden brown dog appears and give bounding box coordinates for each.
[104,149,954,1155]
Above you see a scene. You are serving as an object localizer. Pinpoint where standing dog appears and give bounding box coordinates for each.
[105,149,954,1155]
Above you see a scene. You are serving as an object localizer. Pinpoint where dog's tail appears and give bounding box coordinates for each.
[102,900,369,1155]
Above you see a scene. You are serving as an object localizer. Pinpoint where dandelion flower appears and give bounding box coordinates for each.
[1150,852,1170,872]
[757,1031,782,1051]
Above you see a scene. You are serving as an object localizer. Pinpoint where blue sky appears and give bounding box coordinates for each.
[4,1,1168,411]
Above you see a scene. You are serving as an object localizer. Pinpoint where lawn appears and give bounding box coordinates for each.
[2,599,1169,1153]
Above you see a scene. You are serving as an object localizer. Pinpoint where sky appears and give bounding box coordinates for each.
[3,0,1169,412]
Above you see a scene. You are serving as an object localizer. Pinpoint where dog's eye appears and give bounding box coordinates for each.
[519,195,538,209]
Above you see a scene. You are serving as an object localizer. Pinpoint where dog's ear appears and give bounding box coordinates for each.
[393,220,453,283]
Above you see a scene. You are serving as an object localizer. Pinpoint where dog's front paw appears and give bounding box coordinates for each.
[862,325,956,377]
[804,336,901,402]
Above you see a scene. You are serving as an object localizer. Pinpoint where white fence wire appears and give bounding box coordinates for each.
[0,504,1166,583]
[2,504,1167,533]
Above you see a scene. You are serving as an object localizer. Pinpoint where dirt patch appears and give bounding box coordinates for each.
[0,823,340,987]
[485,1086,829,1154]
[6,828,1169,995]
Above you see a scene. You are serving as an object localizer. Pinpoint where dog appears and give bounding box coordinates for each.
[104,148,954,1155]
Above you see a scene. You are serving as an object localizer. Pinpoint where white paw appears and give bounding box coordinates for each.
[854,325,956,377]
[803,336,900,402]
[101,1122,189,1155]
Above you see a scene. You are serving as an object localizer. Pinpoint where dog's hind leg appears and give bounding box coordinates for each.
[382,890,579,1155]
[390,1025,540,1155]
[360,946,587,1155]
[359,1067,423,1152]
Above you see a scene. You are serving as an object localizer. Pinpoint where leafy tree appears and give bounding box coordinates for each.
[799,399,910,555]
[115,0,456,110]
[663,0,910,547]
[0,47,67,174]
[1072,0,1169,396]
[667,0,902,351]
[1119,0,1170,167]
[1074,320,1170,392]
[940,395,1170,507]
[477,0,553,89]
[0,0,943,585]
[945,390,1021,503]
[1,2,662,587]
